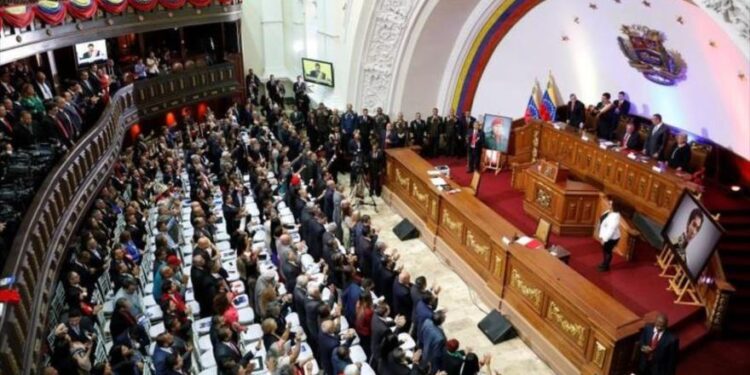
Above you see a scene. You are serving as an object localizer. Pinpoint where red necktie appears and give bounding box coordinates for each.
[648,330,661,359]
[54,117,70,140]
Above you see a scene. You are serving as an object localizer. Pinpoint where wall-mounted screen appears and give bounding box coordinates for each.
[302,58,334,87]
[661,191,724,281]
[75,40,108,67]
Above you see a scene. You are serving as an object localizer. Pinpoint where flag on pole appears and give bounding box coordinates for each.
[524,82,542,122]
[540,73,560,121]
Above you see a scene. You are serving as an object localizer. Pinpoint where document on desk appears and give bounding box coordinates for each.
[430,177,447,186]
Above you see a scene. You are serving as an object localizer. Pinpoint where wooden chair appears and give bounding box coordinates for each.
[467,171,481,196]
[534,218,552,247]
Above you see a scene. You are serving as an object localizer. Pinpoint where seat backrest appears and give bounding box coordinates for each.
[469,172,481,196]
[534,218,552,247]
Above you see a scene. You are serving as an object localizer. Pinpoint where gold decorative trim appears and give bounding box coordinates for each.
[466,230,489,258]
[546,301,586,347]
[412,184,428,206]
[430,199,438,221]
[395,168,410,190]
[593,340,607,368]
[493,254,504,278]
[510,269,542,310]
[535,187,552,209]
[442,210,463,235]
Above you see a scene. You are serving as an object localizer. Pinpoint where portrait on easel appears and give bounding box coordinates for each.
[661,191,724,281]
[482,114,512,153]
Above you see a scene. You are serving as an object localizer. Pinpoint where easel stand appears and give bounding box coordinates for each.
[667,267,703,306]
[657,244,704,306]
[483,149,506,175]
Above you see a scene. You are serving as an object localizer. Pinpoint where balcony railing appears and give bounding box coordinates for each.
[0,0,243,65]
[0,61,240,375]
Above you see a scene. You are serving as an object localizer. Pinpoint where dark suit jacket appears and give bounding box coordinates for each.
[638,325,678,375]
[0,82,18,100]
[12,122,41,149]
[65,317,95,343]
[213,341,242,375]
[41,114,72,146]
[466,130,485,154]
[668,144,691,172]
[370,315,392,367]
[644,124,669,159]
[622,131,642,150]
[567,100,585,127]
[33,80,55,100]
[190,266,218,317]
[613,99,631,119]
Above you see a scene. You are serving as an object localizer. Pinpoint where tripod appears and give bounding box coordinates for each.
[349,167,378,212]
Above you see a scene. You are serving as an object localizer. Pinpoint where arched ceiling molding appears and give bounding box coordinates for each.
[354,0,422,110]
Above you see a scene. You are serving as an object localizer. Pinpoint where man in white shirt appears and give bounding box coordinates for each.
[597,196,621,272]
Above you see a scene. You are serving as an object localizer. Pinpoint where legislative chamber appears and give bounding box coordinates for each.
[0,1,748,375]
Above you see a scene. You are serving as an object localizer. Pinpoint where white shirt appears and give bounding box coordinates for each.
[598,211,621,242]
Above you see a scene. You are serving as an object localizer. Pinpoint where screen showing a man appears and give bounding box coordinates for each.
[83,44,101,60]
[663,193,723,280]
[75,40,108,66]
[482,114,511,153]
[301,58,334,87]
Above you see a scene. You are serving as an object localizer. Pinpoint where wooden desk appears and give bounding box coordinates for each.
[519,164,600,236]
[384,149,643,375]
[530,121,694,224]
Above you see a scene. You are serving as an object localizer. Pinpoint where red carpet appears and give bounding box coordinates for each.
[426,156,749,373]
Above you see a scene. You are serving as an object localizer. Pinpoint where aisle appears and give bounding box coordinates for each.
[341,174,554,375]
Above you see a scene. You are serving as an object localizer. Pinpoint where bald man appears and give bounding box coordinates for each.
[639,313,678,375]
[190,254,219,317]
[392,271,413,331]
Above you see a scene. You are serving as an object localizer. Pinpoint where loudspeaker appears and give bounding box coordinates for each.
[477,310,515,344]
[393,219,419,241]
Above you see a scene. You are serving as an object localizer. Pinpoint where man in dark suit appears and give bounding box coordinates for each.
[566,93,586,129]
[41,102,73,147]
[613,91,631,125]
[643,114,668,160]
[392,271,413,331]
[78,71,100,98]
[467,122,485,173]
[0,105,13,138]
[245,68,261,103]
[12,110,41,149]
[318,320,355,375]
[293,75,308,102]
[621,122,642,150]
[56,96,83,139]
[33,72,55,101]
[409,112,427,148]
[667,133,692,172]
[457,111,475,155]
[190,254,219,317]
[0,70,18,101]
[65,309,96,344]
[357,108,375,152]
[370,302,406,371]
[638,313,678,375]
[213,326,256,375]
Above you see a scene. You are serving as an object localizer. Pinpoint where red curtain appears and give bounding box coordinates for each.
[128,0,158,12]
[34,1,67,26]
[158,0,187,10]
[187,0,212,8]
[66,0,98,20]
[217,0,234,5]
[96,0,128,14]
[0,5,35,28]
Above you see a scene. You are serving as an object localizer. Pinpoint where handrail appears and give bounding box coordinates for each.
[0,61,240,374]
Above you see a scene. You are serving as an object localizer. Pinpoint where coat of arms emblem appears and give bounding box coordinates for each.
[618,25,687,86]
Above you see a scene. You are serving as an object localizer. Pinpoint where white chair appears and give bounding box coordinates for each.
[360,362,377,375]
[230,281,245,295]
[241,324,263,343]
[146,305,164,322]
[199,350,217,370]
[194,317,213,336]
[187,301,201,317]
[144,294,158,308]
[349,345,368,364]
[237,307,255,324]
[398,332,416,350]
[285,312,300,329]
[198,368,218,375]
[148,322,166,340]
[198,334,213,353]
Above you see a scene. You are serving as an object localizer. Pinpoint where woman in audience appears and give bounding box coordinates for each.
[214,292,246,332]
[19,83,44,119]
[355,293,375,358]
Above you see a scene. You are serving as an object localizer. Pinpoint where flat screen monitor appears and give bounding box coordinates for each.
[661,191,724,281]
[75,40,108,67]
[302,58,334,87]
[482,114,513,153]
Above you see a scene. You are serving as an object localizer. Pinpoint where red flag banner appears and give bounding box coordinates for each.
[96,0,128,14]
[187,0,212,8]
[158,0,187,10]
[34,1,66,26]
[0,4,34,28]
[66,0,98,20]
[128,0,158,12]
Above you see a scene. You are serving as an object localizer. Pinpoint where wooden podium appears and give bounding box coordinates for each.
[518,160,600,236]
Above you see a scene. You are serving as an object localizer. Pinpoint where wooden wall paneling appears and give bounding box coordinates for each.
[438,205,465,253]
[463,222,493,278]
